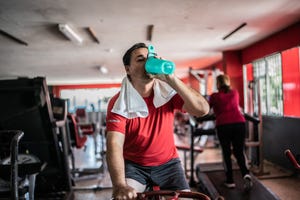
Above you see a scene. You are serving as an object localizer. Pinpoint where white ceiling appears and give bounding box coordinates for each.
[0,0,299,85]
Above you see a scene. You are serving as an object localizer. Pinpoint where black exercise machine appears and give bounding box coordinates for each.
[189,113,216,186]
[0,77,73,199]
[0,130,45,200]
[52,96,107,191]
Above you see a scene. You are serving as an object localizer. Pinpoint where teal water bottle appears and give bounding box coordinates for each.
[145,45,175,75]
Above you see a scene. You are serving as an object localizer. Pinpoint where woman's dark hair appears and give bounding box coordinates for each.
[217,74,231,93]
[122,43,148,66]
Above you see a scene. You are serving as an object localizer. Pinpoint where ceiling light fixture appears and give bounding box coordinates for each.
[99,65,108,74]
[58,24,83,44]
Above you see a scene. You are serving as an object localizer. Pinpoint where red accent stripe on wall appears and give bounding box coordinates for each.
[52,83,121,97]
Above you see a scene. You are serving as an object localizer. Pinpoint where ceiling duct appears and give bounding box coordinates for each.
[0,29,28,46]
[86,27,100,44]
[222,22,247,40]
[147,24,154,41]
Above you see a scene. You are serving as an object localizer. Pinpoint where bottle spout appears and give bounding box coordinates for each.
[147,44,156,57]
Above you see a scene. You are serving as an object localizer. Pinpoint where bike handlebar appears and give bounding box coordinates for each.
[285,149,300,170]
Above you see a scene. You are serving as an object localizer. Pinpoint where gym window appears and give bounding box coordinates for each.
[253,53,283,116]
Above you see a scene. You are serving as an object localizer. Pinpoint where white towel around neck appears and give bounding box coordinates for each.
[111,77,176,119]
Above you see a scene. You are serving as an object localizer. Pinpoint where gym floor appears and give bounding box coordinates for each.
[71,133,300,200]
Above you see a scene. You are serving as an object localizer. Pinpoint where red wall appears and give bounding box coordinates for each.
[241,21,300,117]
[220,21,300,110]
[246,63,253,81]
[281,47,300,117]
[223,50,244,107]
[242,22,300,64]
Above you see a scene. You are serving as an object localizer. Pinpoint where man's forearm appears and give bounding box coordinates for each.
[107,151,126,187]
[167,75,209,117]
[106,134,127,187]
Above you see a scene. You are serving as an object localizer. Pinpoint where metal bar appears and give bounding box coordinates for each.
[0,29,28,46]
[87,27,100,44]
[222,23,247,40]
[147,24,154,41]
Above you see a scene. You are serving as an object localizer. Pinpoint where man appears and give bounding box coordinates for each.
[106,43,209,200]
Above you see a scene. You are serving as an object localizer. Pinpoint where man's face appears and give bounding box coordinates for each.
[125,47,152,81]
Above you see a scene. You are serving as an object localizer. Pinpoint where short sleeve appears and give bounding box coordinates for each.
[106,94,126,134]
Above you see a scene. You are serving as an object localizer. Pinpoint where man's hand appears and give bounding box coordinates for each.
[112,184,137,200]
[151,73,174,83]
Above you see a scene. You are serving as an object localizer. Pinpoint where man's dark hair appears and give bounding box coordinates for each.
[122,43,148,66]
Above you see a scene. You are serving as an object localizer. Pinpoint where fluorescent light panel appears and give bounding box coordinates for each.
[58,24,83,44]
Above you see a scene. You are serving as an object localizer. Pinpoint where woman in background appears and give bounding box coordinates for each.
[209,74,252,191]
